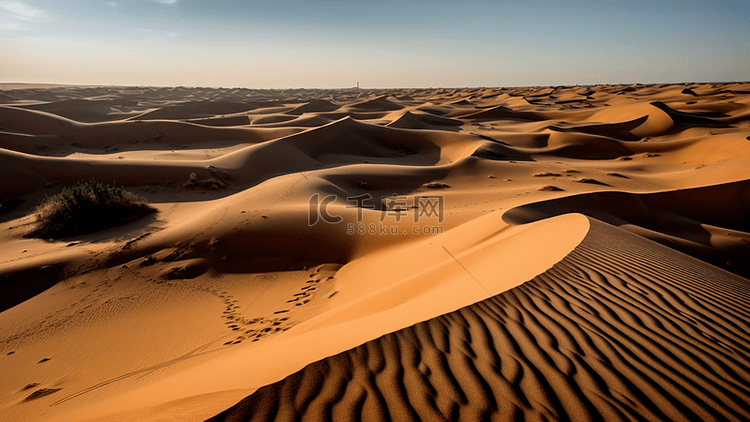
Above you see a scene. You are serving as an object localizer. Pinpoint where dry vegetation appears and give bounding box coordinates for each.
[26,179,156,239]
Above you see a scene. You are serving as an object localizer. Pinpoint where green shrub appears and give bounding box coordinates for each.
[27,179,156,239]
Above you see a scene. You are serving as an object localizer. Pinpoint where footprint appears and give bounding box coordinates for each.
[273,310,289,314]
[37,358,51,364]
[20,383,39,391]
[24,388,62,401]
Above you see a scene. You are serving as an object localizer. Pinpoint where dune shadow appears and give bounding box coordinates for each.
[503,179,750,278]
[22,211,164,246]
[0,263,64,312]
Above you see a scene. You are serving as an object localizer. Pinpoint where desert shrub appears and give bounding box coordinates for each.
[183,172,225,190]
[421,182,451,189]
[27,179,156,239]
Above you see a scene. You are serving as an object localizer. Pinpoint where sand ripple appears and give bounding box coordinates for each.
[209,219,750,422]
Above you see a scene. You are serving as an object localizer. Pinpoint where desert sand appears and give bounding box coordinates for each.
[0,82,749,421]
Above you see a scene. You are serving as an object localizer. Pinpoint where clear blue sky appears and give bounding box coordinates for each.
[1,0,748,88]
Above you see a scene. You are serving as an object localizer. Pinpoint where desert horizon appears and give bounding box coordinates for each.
[1,81,749,421]
[2,0,750,420]
[3,80,750,91]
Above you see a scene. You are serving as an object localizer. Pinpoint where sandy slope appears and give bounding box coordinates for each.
[209,219,750,422]
[0,83,749,421]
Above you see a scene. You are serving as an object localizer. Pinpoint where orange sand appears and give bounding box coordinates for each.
[0,83,749,421]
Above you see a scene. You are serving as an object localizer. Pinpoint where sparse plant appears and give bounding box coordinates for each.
[422,182,451,189]
[206,165,232,179]
[26,179,156,239]
[183,172,225,190]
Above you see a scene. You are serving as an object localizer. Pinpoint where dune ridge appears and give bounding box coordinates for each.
[504,179,750,278]
[1,82,749,422]
[209,218,750,422]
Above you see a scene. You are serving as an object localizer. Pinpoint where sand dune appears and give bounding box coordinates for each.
[286,100,341,115]
[209,219,750,422]
[15,99,141,123]
[346,96,404,111]
[133,101,262,121]
[0,82,749,422]
[505,179,750,278]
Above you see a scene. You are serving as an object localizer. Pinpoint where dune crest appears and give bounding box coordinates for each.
[209,218,750,422]
[0,83,749,422]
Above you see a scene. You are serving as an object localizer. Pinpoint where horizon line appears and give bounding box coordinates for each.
[2,80,749,91]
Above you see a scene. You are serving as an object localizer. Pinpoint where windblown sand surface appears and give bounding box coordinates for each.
[210,220,750,422]
[0,82,749,421]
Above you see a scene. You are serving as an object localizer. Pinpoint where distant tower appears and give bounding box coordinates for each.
[357,81,359,89]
